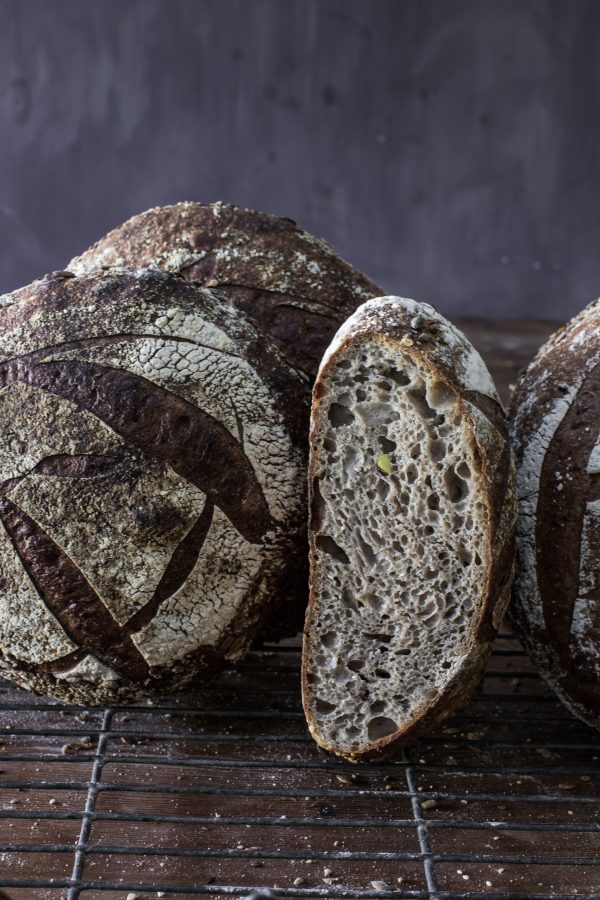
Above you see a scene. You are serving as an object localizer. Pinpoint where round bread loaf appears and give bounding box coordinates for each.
[510,301,600,729]
[303,297,516,760]
[67,201,382,379]
[0,268,308,705]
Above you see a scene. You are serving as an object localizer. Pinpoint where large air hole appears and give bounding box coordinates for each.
[316,534,350,564]
[458,545,472,566]
[347,659,364,672]
[427,380,455,410]
[375,668,391,679]
[382,365,410,386]
[379,436,396,454]
[444,466,469,503]
[341,587,359,612]
[328,402,354,428]
[320,631,338,649]
[315,698,337,714]
[407,383,437,419]
[367,716,398,742]
[357,402,398,427]
[429,439,446,462]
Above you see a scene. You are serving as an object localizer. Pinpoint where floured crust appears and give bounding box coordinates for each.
[67,201,383,379]
[302,297,515,761]
[510,299,600,729]
[0,269,308,705]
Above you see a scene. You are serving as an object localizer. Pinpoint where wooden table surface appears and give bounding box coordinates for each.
[3,321,600,900]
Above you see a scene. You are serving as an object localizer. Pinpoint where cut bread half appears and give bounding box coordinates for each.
[302,297,516,760]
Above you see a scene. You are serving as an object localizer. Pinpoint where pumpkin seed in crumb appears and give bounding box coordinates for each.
[377,453,393,474]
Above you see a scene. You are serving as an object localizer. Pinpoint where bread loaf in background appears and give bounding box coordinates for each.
[303,296,516,760]
[510,301,600,729]
[0,268,308,705]
[67,201,383,380]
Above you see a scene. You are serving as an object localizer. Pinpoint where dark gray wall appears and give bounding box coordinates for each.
[1,0,599,319]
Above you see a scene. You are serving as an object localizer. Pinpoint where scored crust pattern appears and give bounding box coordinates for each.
[0,269,307,704]
[510,305,600,725]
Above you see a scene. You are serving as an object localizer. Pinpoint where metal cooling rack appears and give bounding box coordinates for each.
[0,631,598,900]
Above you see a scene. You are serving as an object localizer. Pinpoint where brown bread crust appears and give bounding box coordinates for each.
[302,298,515,761]
[0,269,308,705]
[510,300,600,728]
[67,202,383,379]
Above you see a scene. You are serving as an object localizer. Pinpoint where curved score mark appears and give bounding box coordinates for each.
[0,496,149,682]
[125,498,215,634]
[536,364,600,672]
[3,357,272,545]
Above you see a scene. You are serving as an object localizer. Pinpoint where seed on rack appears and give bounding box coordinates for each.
[293,878,305,886]
[335,774,354,785]
[48,798,59,806]
[421,799,437,810]
[126,894,139,900]
[580,775,591,781]
[323,868,333,877]
[371,881,392,892]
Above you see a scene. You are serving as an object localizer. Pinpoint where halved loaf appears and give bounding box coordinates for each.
[302,297,515,760]
[510,300,600,729]
[0,268,308,705]
[67,201,382,380]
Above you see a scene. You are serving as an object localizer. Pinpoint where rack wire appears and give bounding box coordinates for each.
[0,630,598,900]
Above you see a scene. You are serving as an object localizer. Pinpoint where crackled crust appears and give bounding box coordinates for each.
[0,269,308,705]
[67,201,383,379]
[302,297,515,761]
[510,299,600,729]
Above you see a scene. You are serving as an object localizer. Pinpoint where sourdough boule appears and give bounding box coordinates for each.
[67,201,382,379]
[0,268,308,704]
[510,300,600,729]
[302,296,515,760]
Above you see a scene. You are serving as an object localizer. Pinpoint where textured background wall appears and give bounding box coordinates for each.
[0,0,599,319]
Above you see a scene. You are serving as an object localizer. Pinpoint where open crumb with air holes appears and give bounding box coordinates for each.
[302,296,516,761]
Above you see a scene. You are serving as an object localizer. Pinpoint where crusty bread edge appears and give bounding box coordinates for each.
[302,319,515,762]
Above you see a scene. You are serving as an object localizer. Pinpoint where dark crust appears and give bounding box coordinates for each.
[2,356,273,544]
[67,202,383,379]
[0,495,150,682]
[509,304,600,728]
[0,269,309,704]
[302,308,515,761]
